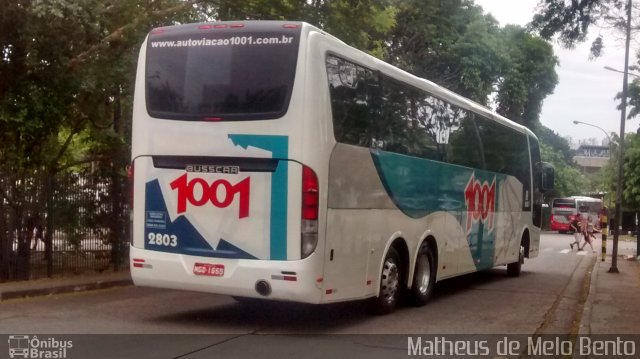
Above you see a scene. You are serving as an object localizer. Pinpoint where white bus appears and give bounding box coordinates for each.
[130,21,554,313]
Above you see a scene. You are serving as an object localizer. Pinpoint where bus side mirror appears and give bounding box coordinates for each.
[540,163,554,192]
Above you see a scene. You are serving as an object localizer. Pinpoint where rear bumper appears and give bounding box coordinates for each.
[130,246,324,303]
[550,222,570,232]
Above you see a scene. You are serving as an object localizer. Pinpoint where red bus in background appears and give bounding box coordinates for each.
[550,196,603,233]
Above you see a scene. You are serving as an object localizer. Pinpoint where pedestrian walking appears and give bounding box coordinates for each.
[580,215,597,253]
[569,213,583,250]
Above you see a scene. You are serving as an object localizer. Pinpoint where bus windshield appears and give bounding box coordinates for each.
[145,26,300,121]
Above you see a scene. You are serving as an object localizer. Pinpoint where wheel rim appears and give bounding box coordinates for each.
[415,254,431,295]
[519,245,525,264]
[381,258,399,304]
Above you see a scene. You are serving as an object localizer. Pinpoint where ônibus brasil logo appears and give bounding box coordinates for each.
[8,335,73,359]
[170,174,250,218]
[464,173,496,234]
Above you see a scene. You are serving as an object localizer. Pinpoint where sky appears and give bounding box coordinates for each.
[474,0,638,146]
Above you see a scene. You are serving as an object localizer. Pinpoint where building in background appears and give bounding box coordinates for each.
[573,144,610,174]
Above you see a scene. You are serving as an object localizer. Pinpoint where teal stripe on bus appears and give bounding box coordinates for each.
[229,134,289,260]
[370,149,504,270]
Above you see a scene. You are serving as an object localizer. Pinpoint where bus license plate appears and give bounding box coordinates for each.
[193,263,224,277]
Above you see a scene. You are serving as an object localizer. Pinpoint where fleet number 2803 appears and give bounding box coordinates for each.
[147,232,178,247]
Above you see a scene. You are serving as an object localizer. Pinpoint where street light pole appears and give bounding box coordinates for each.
[572,120,612,152]
[604,66,640,78]
[609,0,633,274]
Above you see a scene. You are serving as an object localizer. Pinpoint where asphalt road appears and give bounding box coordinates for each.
[0,233,597,358]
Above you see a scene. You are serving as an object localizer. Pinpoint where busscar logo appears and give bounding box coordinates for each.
[8,335,73,359]
[186,164,239,174]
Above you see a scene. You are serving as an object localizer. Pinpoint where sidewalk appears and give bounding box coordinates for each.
[579,236,640,334]
[0,270,132,301]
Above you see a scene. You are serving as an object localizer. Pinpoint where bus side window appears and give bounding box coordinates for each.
[326,56,378,147]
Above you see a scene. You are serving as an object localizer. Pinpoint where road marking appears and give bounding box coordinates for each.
[576,251,587,256]
[559,249,571,254]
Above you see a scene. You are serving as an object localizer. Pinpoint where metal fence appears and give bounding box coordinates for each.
[0,171,130,282]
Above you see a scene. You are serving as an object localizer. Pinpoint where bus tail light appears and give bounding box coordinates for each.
[302,166,318,220]
[301,165,318,258]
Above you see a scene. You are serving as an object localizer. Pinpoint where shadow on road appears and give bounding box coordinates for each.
[431,267,533,299]
[149,267,524,333]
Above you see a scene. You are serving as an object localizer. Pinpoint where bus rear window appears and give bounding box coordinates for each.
[553,199,575,208]
[146,28,300,121]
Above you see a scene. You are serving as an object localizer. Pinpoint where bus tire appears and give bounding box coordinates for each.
[372,247,402,314]
[507,243,524,277]
[409,242,436,306]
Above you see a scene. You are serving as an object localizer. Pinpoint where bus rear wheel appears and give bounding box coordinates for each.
[372,247,402,314]
[409,242,436,306]
[507,244,524,277]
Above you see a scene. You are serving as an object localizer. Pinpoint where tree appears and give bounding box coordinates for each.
[531,0,614,47]
[533,124,592,197]
[211,0,397,57]
[386,1,558,129]
[530,0,640,118]
[0,0,197,278]
[494,26,558,128]
[387,0,503,103]
[534,125,574,163]
[540,143,587,199]
[622,133,640,205]
[616,52,640,120]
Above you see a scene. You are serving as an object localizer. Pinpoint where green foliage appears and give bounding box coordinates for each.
[630,82,640,116]
[385,1,558,129]
[494,26,558,127]
[387,0,502,102]
[623,133,640,209]
[622,77,640,120]
[533,125,574,163]
[540,142,586,199]
[321,0,397,58]
[530,0,638,59]
[530,0,640,208]
[212,0,398,57]
[530,0,613,47]
[613,52,640,120]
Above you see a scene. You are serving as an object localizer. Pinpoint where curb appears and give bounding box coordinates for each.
[577,256,599,336]
[0,279,133,301]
